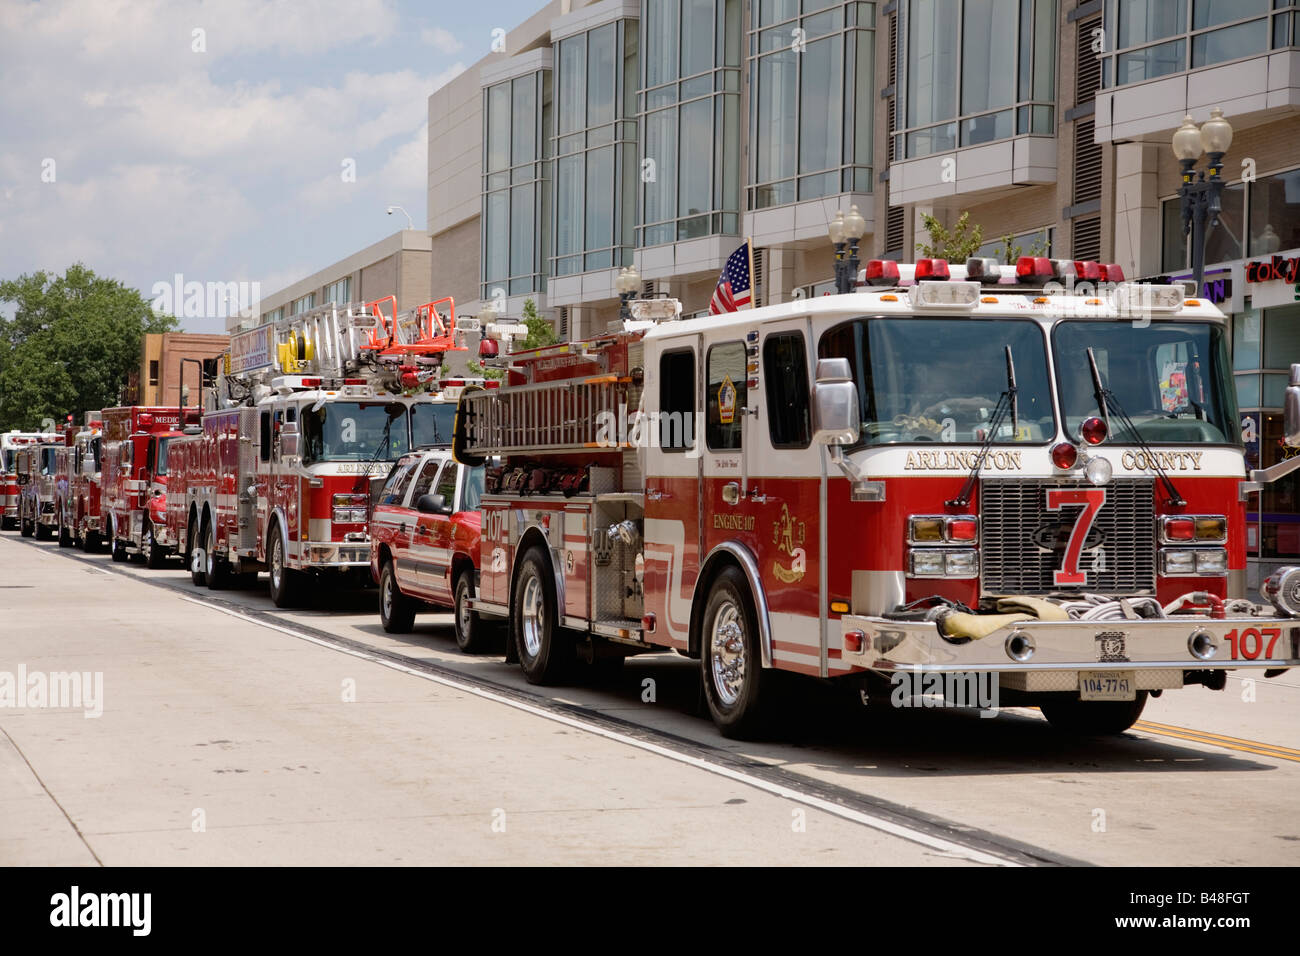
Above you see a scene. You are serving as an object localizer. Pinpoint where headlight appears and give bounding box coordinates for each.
[909,550,946,576]
[1084,455,1112,486]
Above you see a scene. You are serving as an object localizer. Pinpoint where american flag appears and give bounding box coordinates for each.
[709,239,754,315]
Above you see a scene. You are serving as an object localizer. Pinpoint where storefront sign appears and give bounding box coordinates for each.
[1244,253,1300,308]
[1148,266,1241,312]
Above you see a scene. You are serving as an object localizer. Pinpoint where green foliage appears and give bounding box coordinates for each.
[0,264,177,429]
[518,297,559,350]
[994,231,1051,265]
[467,359,505,380]
[915,211,984,264]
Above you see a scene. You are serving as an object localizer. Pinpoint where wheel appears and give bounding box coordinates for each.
[187,517,205,586]
[512,547,574,684]
[80,527,98,553]
[1040,691,1149,736]
[144,521,167,570]
[57,509,72,547]
[379,560,417,633]
[267,528,302,608]
[204,520,230,589]
[453,569,494,653]
[20,508,33,538]
[700,565,774,740]
[1,515,13,531]
[35,517,52,540]
[110,536,128,562]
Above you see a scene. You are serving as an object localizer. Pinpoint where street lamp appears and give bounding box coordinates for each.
[617,265,641,320]
[830,205,866,294]
[1172,107,1233,294]
[386,205,415,230]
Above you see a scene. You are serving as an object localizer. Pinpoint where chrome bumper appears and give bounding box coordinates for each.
[300,540,370,568]
[840,613,1300,675]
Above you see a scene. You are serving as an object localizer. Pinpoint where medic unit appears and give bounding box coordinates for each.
[7,259,1300,742]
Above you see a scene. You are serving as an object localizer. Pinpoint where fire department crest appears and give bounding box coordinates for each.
[1094,631,1129,663]
[771,504,807,583]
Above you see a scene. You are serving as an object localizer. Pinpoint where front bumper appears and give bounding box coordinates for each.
[299,540,371,569]
[840,613,1300,687]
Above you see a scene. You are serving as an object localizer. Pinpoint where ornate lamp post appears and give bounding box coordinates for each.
[1172,107,1233,294]
[830,205,866,294]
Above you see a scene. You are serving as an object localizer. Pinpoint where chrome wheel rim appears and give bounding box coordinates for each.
[270,538,282,590]
[521,573,543,658]
[456,579,472,641]
[143,526,152,561]
[382,569,394,621]
[206,527,216,577]
[710,599,746,707]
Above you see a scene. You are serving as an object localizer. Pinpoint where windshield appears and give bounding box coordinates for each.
[40,447,57,475]
[155,438,171,476]
[462,465,484,512]
[1053,321,1239,445]
[1,449,13,473]
[817,318,1055,446]
[411,402,457,448]
[301,402,410,463]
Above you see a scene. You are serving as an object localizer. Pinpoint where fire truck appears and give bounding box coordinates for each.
[453,258,1300,739]
[100,405,190,566]
[55,413,104,551]
[2,431,45,530]
[169,297,468,606]
[15,433,65,539]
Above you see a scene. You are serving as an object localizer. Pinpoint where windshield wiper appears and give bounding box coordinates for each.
[353,413,397,494]
[1086,347,1185,507]
[948,345,1017,508]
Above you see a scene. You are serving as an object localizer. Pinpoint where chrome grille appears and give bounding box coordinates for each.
[980,478,1156,595]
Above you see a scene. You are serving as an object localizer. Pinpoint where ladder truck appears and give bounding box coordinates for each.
[169,296,470,606]
[453,259,1300,739]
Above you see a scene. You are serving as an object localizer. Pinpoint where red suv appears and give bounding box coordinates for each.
[370,449,500,650]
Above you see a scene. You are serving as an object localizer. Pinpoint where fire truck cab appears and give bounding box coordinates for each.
[15,435,63,540]
[455,260,1300,739]
[100,406,189,566]
[174,297,468,606]
[2,431,43,530]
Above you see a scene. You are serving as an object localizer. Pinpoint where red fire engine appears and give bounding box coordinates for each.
[2,431,45,530]
[14,432,65,539]
[168,297,468,606]
[453,259,1300,739]
[54,412,105,551]
[100,405,191,566]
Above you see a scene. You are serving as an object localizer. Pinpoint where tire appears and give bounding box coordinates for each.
[700,564,774,740]
[379,560,417,633]
[57,508,72,548]
[512,547,574,684]
[35,517,52,540]
[453,569,493,653]
[20,507,33,538]
[109,520,128,562]
[187,516,205,586]
[80,528,98,553]
[144,521,167,570]
[267,528,302,608]
[204,520,230,590]
[1,515,13,531]
[1040,691,1149,736]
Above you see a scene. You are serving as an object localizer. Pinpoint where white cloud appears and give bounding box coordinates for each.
[422,26,463,54]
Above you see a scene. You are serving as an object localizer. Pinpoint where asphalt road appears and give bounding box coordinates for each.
[2,531,1297,866]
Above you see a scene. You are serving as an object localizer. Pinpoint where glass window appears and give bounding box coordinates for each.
[646,0,679,87]
[799,37,842,175]
[461,466,485,512]
[1053,322,1239,445]
[755,48,797,185]
[961,0,1017,114]
[558,35,586,135]
[1233,309,1262,371]
[585,145,614,255]
[1248,168,1300,255]
[510,184,535,281]
[1118,0,1186,47]
[706,342,746,451]
[484,189,509,286]
[1117,39,1186,82]
[1192,18,1269,66]
[411,403,457,448]
[1264,304,1300,370]
[678,99,712,220]
[659,349,696,452]
[260,410,272,461]
[1161,197,1188,271]
[681,0,714,76]
[644,108,677,233]
[819,318,1054,446]
[301,402,409,464]
[435,463,459,506]
[379,458,419,506]
[764,332,811,449]
[1193,0,1267,30]
[588,24,616,127]
[409,457,441,500]
[1204,181,1245,264]
[907,1,959,127]
[487,83,511,172]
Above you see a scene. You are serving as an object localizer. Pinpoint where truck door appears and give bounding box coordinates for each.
[642,341,702,650]
[418,461,460,603]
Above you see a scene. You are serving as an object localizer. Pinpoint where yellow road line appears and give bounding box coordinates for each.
[1132,720,1300,762]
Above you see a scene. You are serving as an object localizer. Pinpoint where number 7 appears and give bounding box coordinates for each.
[1045,488,1107,586]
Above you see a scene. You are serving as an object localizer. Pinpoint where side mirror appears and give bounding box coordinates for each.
[1285,364,1300,447]
[811,358,861,446]
[280,421,300,459]
[417,493,449,515]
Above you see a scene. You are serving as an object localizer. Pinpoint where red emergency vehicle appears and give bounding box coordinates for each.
[2,431,44,530]
[100,405,191,566]
[15,434,64,539]
[54,413,105,551]
[168,298,468,606]
[453,260,1300,739]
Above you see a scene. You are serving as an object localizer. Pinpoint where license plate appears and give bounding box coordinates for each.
[1079,671,1135,701]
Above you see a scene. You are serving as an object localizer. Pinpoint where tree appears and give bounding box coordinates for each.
[0,264,177,429]
[915,211,984,264]
[993,231,1051,265]
[518,297,558,350]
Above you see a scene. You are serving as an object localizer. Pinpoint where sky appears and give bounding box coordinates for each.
[0,0,541,331]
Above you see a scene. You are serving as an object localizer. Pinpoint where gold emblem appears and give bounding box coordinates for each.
[771,503,807,583]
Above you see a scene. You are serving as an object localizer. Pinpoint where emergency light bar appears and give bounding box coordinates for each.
[1113,282,1185,314]
[628,298,682,321]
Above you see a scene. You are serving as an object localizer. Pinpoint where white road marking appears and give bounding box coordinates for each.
[177,594,1018,866]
